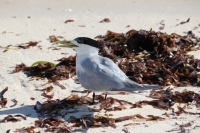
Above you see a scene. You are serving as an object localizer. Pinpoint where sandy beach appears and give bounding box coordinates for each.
[0,0,200,132]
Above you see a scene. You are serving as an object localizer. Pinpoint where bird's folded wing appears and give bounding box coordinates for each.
[81,56,162,91]
[81,56,127,88]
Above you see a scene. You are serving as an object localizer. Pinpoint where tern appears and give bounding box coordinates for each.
[71,37,162,104]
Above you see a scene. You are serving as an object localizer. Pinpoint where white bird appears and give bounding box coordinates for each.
[71,37,162,103]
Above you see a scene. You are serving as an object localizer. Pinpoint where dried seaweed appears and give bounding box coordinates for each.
[31,61,55,67]
[96,97,135,111]
[14,56,76,83]
[35,118,71,132]
[14,63,26,72]
[100,18,111,23]
[64,19,74,23]
[125,25,130,28]
[0,45,15,52]
[15,113,164,132]
[17,29,200,87]
[6,129,10,133]
[16,41,40,49]
[34,93,136,117]
[49,35,59,42]
[159,20,165,30]
[166,121,199,132]
[35,86,53,92]
[0,114,26,123]
[70,114,165,128]
[41,92,54,99]
[34,94,89,117]
[31,97,35,100]
[10,98,18,107]
[138,88,200,111]
[15,127,39,133]
[97,29,200,86]
[0,87,8,108]
[176,18,190,26]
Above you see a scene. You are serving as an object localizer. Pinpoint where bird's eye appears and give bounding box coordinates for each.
[77,39,83,43]
[75,37,88,44]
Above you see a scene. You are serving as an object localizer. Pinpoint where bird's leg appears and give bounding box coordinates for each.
[92,92,95,104]
[104,93,107,100]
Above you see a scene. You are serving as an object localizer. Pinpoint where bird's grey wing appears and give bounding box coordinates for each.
[81,56,161,92]
[100,57,146,90]
[101,57,128,80]
[101,57,162,91]
[80,56,127,90]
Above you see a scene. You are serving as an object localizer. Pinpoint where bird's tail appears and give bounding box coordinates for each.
[119,79,162,92]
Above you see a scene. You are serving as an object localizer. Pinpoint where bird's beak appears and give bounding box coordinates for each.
[57,40,78,48]
[70,40,79,47]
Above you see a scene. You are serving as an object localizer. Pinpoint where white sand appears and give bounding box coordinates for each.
[0,0,200,132]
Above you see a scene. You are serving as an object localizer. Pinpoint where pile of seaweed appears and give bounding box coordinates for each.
[96,29,200,86]
[15,29,200,87]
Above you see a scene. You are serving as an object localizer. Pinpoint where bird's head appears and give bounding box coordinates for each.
[71,37,99,54]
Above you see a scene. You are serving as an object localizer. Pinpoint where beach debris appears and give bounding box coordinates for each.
[53,82,66,89]
[176,18,190,26]
[34,94,87,117]
[193,26,198,30]
[159,20,165,30]
[31,61,55,67]
[35,85,54,92]
[20,103,24,106]
[10,98,18,107]
[48,46,61,50]
[132,88,200,113]
[6,129,10,133]
[94,96,135,111]
[64,19,74,23]
[16,113,165,132]
[34,93,136,117]
[0,87,8,108]
[48,36,76,47]
[30,97,35,100]
[35,118,71,132]
[70,114,165,128]
[0,41,40,52]
[48,35,65,44]
[40,86,54,99]
[14,56,76,84]
[122,127,130,133]
[49,35,59,42]
[71,89,91,93]
[0,114,26,123]
[149,89,200,108]
[14,63,26,72]
[100,18,111,23]
[166,121,199,132]
[78,25,86,27]
[175,105,200,115]
[97,29,200,86]
[41,92,54,99]
[0,45,17,52]
[16,41,40,49]
[15,126,39,133]
[2,31,6,34]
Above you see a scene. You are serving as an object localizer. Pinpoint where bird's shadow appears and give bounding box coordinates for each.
[0,104,93,132]
[0,105,38,118]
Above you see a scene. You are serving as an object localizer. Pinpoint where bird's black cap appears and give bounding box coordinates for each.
[74,37,99,48]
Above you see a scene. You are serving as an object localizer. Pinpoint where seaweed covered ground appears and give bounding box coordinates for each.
[4,29,200,132]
